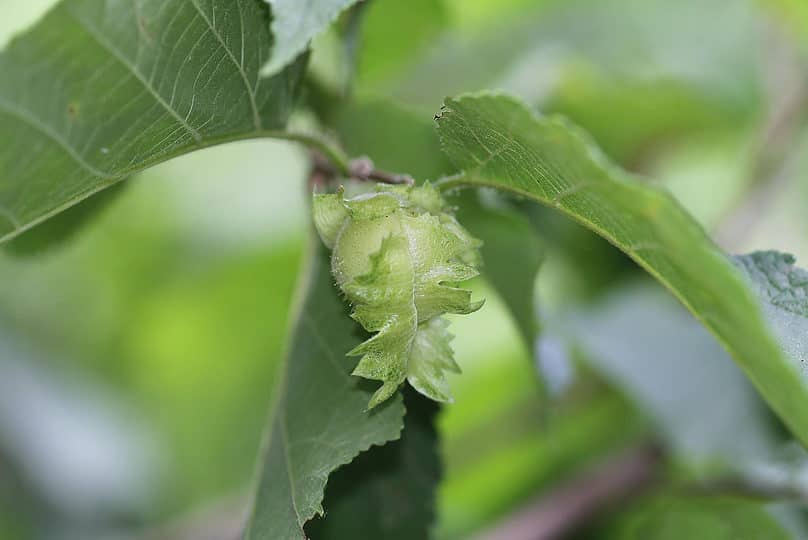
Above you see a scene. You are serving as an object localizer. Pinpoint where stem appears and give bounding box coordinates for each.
[263,130,352,176]
[435,172,470,192]
[308,150,414,188]
[347,156,414,185]
[264,131,415,187]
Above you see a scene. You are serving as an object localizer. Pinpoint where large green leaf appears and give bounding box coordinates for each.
[261,0,360,76]
[4,181,127,255]
[434,93,808,447]
[306,389,440,539]
[244,241,405,540]
[0,0,306,244]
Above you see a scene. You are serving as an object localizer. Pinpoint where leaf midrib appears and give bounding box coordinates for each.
[65,5,204,143]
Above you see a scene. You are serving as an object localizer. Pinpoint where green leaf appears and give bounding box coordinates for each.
[261,0,360,76]
[4,182,127,256]
[762,0,808,43]
[0,0,306,244]
[244,241,405,540]
[454,191,544,350]
[565,283,778,465]
[357,0,449,86]
[434,93,808,447]
[306,389,440,539]
[609,496,789,540]
[334,97,455,181]
[396,0,760,122]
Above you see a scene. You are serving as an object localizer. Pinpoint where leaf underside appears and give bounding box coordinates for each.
[261,0,360,76]
[733,251,808,378]
[0,0,306,244]
[435,93,808,448]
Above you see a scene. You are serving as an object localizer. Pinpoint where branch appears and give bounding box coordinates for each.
[473,443,663,540]
[347,156,414,185]
[309,150,414,190]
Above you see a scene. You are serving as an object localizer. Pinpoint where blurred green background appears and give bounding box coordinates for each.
[3,0,808,538]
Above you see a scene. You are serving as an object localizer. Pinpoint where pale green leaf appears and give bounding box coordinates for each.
[261,0,359,76]
[734,252,808,372]
[435,93,808,447]
[610,496,790,540]
[244,241,405,540]
[566,283,778,465]
[0,0,306,244]
[357,0,449,86]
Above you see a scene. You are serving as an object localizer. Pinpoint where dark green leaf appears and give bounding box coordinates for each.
[4,181,126,256]
[435,93,808,447]
[0,0,306,244]
[306,389,440,539]
[244,241,405,540]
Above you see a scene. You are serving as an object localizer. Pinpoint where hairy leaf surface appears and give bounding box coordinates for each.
[734,251,808,374]
[435,93,808,447]
[0,0,306,244]
[244,241,405,540]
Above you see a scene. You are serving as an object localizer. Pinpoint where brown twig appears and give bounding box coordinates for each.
[309,150,414,191]
[348,156,414,185]
[473,443,664,540]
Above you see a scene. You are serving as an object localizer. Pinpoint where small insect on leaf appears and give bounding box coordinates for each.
[313,183,484,408]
